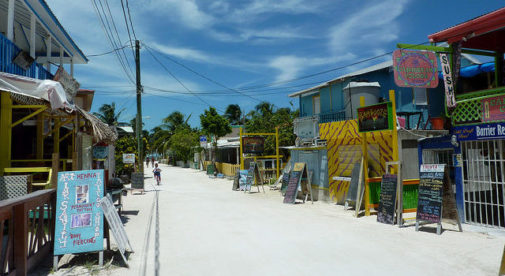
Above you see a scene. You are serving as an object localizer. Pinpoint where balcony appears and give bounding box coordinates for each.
[451,87,505,125]
[0,33,53,80]
[318,110,347,123]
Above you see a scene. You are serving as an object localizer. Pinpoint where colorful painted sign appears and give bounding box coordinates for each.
[482,95,505,122]
[393,49,438,88]
[357,102,394,132]
[439,53,457,108]
[54,170,104,255]
[122,153,135,164]
[243,136,265,154]
[453,122,505,141]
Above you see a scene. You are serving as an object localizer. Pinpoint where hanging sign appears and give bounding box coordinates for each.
[199,135,207,148]
[243,136,265,154]
[357,102,394,132]
[439,53,456,108]
[53,66,80,101]
[54,170,104,255]
[122,153,135,164]
[393,49,438,88]
[482,94,505,122]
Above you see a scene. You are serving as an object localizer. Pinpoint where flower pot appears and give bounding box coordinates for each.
[431,117,444,130]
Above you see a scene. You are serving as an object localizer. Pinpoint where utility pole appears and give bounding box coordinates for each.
[135,40,143,172]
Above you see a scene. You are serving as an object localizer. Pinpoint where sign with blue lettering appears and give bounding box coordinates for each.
[453,122,505,141]
[54,170,104,255]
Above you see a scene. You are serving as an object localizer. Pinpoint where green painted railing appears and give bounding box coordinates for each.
[368,178,419,211]
[452,87,505,125]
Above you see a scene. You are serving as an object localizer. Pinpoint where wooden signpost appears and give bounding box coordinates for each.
[415,164,462,235]
[345,161,362,210]
[130,172,144,194]
[354,158,365,217]
[232,169,240,191]
[245,162,264,193]
[283,162,313,204]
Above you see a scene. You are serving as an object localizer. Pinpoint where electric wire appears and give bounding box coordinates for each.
[125,0,137,40]
[144,45,225,112]
[91,0,135,84]
[102,0,135,75]
[86,44,132,57]
[143,43,263,103]
[120,0,136,59]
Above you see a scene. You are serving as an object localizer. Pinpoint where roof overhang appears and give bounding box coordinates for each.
[428,7,505,52]
[22,0,87,64]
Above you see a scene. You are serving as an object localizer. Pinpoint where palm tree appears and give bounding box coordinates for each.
[162,111,191,133]
[93,102,124,126]
[255,101,274,117]
[224,104,242,125]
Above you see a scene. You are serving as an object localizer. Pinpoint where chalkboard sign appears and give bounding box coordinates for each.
[377,174,398,224]
[131,172,144,190]
[416,165,444,223]
[280,172,290,194]
[283,170,301,204]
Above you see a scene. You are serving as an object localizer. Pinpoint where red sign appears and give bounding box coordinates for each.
[393,50,438,88]
[482,95,505,122]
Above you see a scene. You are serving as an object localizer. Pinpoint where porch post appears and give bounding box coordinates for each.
[30,14,36,58]
[70,58,74,77]
[36,114,44,159]
[0,92,12,175]
[46,36,51,72]
[53,117,60,155]
[7,0,15,41]
[59,47,64,66]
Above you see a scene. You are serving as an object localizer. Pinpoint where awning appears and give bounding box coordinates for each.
[438,61,494,79]
[0,72,70,111]
[428,7,505,52]
[0,72,117,143]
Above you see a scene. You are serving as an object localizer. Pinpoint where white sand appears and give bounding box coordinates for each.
[98,163,505,276]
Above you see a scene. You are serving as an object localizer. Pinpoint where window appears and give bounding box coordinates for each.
[313,95,320,114]
[413,88,428,105]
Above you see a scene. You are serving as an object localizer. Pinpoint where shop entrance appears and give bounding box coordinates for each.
[461,140,505,228]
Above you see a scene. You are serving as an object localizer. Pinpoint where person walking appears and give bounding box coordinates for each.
[146,156,150,168]
[151,156,155,167]
[153,163,162,185]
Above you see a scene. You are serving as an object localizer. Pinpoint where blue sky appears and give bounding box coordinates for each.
[47,0,504,131]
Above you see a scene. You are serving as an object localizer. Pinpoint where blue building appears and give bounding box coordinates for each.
[289,57,479,129]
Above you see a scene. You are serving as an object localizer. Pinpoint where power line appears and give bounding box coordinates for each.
[143,43,263,103]
[125,0,137,40]
[86,44,132,57]
[120,0,136,59]
[91,0,135,84]
[144,45,225,112]
[102,0,135,75]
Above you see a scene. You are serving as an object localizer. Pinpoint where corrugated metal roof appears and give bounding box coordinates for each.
[288,60,392,98]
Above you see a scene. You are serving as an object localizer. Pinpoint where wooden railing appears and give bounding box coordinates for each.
[0,189,55,275]
[202,161,240,177]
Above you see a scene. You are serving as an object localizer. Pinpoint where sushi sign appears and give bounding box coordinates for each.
[54,170,104,255]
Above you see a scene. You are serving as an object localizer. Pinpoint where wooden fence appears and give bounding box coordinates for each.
[202,161,240,177]
[0,189,55,275]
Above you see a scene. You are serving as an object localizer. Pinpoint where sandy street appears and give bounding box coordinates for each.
[94,163,505,276]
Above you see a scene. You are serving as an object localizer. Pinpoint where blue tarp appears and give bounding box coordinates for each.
[438,62,494,79]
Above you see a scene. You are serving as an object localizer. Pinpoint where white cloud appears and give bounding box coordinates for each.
[227,0,321,23]
[328,0,409,55]
[268,53,355,83]
[144,0,214,30]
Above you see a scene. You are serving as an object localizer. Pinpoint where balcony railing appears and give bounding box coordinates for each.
[0,33,53,80]
[318,110,347,123]
[451,87,505,125]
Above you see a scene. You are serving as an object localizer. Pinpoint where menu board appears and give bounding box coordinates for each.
[239,170,248,191]
[280,173,290,193]
[54,170,104,255]
[131,172,144,190]
[416,164,444,223]
[283,170,301,204]
[245,163,255,191]
[377,174,398,224]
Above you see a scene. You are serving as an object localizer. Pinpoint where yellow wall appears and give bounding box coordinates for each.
[203,161,239,177]
[319,120,393,203]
